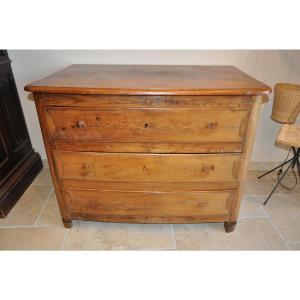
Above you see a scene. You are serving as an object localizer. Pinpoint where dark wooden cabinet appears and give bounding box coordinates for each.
[0,50,42,217]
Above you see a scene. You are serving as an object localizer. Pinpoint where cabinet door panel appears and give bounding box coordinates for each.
[0,71,32,181]
[0,51,42,217]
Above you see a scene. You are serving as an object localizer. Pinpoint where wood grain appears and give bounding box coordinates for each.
[66,189,235,218]
[34,97,72,224]
[45,107,249,143]
[54,151,241,183]
[25,65,271,95]
[61,179,239,192]
[52,140,243,154]
[36,94,254,108]
[71,212,230,224]
[28,65,271,231]
[229,95,265,221]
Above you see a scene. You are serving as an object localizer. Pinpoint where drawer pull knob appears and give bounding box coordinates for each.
[77,121,86,128]
[207,122,217,129]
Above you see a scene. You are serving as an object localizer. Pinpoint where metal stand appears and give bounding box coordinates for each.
[258,147,300,205]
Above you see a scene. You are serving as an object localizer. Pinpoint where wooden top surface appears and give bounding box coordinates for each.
[25,64,271,96]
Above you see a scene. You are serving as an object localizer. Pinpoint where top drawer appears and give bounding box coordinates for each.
[44,107,249,144]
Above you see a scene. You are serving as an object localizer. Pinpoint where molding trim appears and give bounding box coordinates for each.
[42,158,281,171]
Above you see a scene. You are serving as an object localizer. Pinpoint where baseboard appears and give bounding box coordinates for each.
[248,161,282,170]
[42,159,49,168]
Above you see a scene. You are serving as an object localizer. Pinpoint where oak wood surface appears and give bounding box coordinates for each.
[52,140,243,154]
[61,179,238,192]
[229,95,264,221]
[54,151,241,183]
[27,65,271,231]
[71,212,230,224]
[35,98,72,223]
[43,94,251,154]
[37,94,254,108]
[66,189,235,218]
[25,65,271,96]
[45,107,249,144]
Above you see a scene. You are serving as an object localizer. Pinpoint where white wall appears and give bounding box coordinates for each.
[8,50,300,161]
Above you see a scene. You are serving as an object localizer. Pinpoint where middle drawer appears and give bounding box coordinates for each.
[45,107,248,144]
[54,151,241,190]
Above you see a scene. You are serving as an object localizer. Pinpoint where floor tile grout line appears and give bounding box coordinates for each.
[206,224,216,250]
[239,215,268,219]
[33,187,54,226]
[47,189,57,203]
[60,229,69,250]
[171,224,177,250]
[3,168,297,250]
[0,225,63,229]
[134,248,181,251]
[110,248,180,251]
[30,184,53,186]
[245,192,300,198]
[254,195,291,250]
[46,188,55,204]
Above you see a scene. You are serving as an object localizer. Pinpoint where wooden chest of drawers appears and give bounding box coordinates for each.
[25,65,271,232]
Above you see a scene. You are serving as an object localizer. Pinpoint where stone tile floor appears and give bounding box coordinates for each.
[0,168,299,250]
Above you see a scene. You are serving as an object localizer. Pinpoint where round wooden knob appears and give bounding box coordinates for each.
[77,121,86,128]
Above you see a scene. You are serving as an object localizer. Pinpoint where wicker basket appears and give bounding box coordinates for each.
[271,83,300,124]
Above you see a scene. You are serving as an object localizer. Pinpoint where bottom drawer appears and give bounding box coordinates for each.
[64,189,235,222]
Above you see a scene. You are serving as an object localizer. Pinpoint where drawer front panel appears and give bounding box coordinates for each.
[54,151,241,183]
[45,107,249,143]
[66,189,235,218]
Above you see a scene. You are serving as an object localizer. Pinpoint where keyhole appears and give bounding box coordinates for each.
[207,122,217,129]
[144,123,148,128]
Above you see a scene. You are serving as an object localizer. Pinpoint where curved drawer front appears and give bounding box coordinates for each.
[54,151,241,184]
[65,189,235,220]
[45,107,249,144]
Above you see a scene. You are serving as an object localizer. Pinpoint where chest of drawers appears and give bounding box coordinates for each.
[25,65,271,232]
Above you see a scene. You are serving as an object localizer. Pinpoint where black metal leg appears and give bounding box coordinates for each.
[297,157,300,178]
[257,157,294,179]
[293,148,300,178]
[263,159,294,205]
